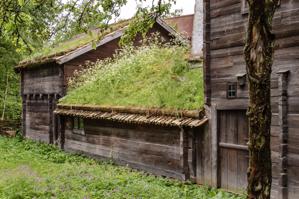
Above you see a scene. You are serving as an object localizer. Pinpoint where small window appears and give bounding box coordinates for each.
[73,117,85,135]
[227,83,237,99]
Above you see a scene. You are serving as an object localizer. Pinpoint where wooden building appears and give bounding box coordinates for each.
[16,16,194,144]
[203,0,299,198]
[55,105,208,180]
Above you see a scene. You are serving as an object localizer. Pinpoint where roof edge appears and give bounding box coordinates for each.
[16,17,186,70]
[55,105,207,128]
[56,104,205,119]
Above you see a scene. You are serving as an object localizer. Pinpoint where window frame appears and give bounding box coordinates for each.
[227,82,238,99]
[72,117,85,135]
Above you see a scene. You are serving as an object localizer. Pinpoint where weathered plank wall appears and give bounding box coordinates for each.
[25,99,50,142]
[63,118,199,180]
[205,0,299,198]
[195,122,213,186]
[22,64,63,143]
[23,64,63,95]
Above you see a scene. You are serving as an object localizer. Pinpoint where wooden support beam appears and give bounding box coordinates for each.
[219,142,248,151]
[48,95,54,144]
[211,105,218,187]
[277,70,289,199]
[59,115,65,150]
[180,127,190,180]
[203,0,211,106]
[22,96,26,137]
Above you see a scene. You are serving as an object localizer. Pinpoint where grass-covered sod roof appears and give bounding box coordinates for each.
[18,20,130,67]
[60,44,203,110]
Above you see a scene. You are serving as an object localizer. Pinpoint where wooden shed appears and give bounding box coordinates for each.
[203,0,299,198]
[16,17,193,144]
[55,105,208,180]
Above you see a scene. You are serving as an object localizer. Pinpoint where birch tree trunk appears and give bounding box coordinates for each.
[244,1,280,198]
[1,68,9,121]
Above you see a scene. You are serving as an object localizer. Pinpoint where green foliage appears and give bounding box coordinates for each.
[0,136,245,199]
[60,44,204,110]
[0,40,21,120]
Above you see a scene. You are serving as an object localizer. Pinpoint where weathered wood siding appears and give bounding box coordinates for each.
[21,64,63,143]
[195,122,213,186]
[23,64,63,95]
[63,118,201,180]
[25,99,50,142]
[205,0,299,198]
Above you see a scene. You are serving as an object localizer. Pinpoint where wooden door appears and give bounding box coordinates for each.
[218,110,249,193]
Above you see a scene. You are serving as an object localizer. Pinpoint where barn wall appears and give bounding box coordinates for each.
[21,64,63,143]
[62,117,204,180]
[205,0,299,198]
[25,99,50,142]
[195,122,213,186]
[23,64,63,95]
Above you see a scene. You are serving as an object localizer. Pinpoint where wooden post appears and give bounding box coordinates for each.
[21,72,26,137]
[277,70,289,199]
[180,127,189,180]
[203,0,211,106]
[53,94,60,145]
[58,115,65,150]
[22,95,27,137]
[211,105,218,187]
[48,94,53,144]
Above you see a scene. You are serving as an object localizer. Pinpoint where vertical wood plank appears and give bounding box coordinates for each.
[180,127,189,180]
[203,0,211,105]
[277,70,289,199]
[211,105,219,187]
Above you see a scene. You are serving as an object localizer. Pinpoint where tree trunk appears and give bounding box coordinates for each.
[244,1,280,199]
[1,68,9,121]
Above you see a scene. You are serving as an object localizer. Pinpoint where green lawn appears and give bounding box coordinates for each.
[0,136,244,199]
[60,44,204,110]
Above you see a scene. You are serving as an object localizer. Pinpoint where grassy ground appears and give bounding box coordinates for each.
[60,44,204,110]
[0,136,245,199]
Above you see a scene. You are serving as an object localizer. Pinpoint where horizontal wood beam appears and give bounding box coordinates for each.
[219,142,248,151]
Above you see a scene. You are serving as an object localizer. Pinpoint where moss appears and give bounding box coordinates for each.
[19,20,130,65]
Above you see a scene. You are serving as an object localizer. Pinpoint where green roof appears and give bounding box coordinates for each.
[59,45,204,110]
[17,20,130,68]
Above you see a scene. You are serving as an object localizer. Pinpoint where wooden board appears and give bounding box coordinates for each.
[217,110,248,193]
[63,118,191,180]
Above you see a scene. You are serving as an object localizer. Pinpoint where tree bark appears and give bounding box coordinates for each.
[244,1,280,199]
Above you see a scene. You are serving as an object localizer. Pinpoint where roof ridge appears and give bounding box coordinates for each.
[16,17,182,70]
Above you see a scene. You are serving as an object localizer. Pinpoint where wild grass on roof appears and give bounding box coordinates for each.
[21,20,130,64]
[59,43,203,110]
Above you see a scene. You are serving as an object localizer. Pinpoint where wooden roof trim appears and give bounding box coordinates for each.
[54,106,207,128]
[57,104,205,119]
[56,28,125,64]
[156,18,185,41]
